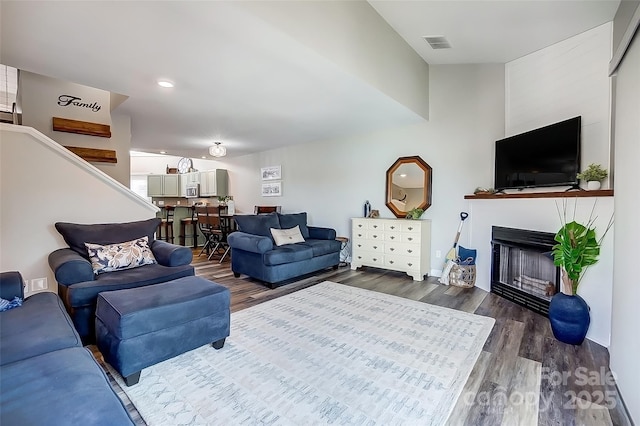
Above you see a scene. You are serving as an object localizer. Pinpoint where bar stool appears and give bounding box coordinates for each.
[157,205,175,243]
[179,205,199,248]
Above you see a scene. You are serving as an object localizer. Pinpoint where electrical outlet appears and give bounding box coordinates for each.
[435,250,442,259]
[31,277,48,291]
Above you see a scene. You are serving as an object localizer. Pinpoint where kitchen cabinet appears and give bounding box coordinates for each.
[351,218,431,281]
[147,174,180,197]
[199,169,228,197]
[179,172,200,197]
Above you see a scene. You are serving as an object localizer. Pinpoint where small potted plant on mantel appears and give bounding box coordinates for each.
[576,163,608,190]
[548,201,613,345]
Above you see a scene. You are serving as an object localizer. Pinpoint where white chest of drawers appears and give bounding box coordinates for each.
[351,218,431,281]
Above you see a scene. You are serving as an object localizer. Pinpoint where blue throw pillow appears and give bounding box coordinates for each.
[233,212,281,240]
[0,296,23,312]
[55,218,161,258]
[277,213,310,239]
[458,246,477,265]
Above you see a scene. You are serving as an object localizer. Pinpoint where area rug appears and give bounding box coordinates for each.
[109,281,495,425]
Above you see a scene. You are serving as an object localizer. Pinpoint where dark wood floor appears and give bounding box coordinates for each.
[96,249,632,426]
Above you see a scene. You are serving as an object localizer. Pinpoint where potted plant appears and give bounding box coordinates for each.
[576,163,608,190]
[405,207,424,220]
[549,201,613,345]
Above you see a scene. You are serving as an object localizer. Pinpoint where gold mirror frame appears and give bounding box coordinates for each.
[385,156,432,218]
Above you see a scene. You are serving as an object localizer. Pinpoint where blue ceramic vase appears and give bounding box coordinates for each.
[548,293,590,345]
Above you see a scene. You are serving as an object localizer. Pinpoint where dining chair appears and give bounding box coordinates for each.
[196,206,220,258]
[196,206,230,262]
[254,206,282,214]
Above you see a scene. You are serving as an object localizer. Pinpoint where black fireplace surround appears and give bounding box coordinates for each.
[491,226,560,316]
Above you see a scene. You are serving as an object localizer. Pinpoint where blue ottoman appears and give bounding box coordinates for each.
[95,276,230,386]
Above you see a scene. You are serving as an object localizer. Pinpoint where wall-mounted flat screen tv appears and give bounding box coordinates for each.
[494,116,581,190]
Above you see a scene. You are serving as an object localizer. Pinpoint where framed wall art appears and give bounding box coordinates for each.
[261,181,282,197]
[261,165,281,181]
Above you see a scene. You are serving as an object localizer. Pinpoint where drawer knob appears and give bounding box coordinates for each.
[373,246,377,249]
[408,227,413,231]
[390,226,396,230]
[390,236,395,239]
[373,258,377,261]
[373,235,378,238]
[408,262,413,267]
[357,244,362,248]
[407,237,413,241]
[390,248,395,251]
[407,249,413,253]
[358,234,363,237]
[358,256,362,259]
[389,260,394,264]
[373,225,378,228]
[358,224,363,228]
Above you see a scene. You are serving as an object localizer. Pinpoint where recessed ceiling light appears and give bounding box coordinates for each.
[201,156,207,159]
[400,174,407,178]
[159,151,166,154]
[157,80,174,88]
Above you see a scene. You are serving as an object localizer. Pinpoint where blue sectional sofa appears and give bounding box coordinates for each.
[48,218,195,343]
[228,212,341,287]
[0,271,134,425]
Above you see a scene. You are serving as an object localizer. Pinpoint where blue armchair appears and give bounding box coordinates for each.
[48,218,194,342]
[228,212,341,287]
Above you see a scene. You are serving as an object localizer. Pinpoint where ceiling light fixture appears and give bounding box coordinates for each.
[209,142,226,157]
[159,151,166,154]
[157,80,174,88]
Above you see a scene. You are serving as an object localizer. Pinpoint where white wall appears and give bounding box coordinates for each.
[467,196,614,347]
[239,0,430,119]
[19,71,132,186]
[610,30,640,423]
[213,64,504,276]
[0,125,157,295]
[505,22,613,189]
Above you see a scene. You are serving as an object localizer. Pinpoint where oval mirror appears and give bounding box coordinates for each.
[385,156,432,218]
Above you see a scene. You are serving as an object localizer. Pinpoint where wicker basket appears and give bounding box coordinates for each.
[449,264,476,288]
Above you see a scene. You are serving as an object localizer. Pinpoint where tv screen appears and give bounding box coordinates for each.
[494,116,581,190]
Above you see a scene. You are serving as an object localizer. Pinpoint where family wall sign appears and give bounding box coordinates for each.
[57,94,102,112]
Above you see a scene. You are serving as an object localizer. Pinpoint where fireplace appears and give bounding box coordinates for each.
[491,226,560,316]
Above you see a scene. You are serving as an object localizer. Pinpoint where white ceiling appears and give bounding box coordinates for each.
[369,0,620,65]
[0,1,620,160]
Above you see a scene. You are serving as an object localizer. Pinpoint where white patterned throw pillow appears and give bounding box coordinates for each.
[85,236,157,275]
[270,225,305,246]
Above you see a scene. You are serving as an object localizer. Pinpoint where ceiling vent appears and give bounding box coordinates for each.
[422,36,452,50]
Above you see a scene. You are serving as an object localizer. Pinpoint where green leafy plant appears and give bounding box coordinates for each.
[551,200,613,295]
[405,208,424,220]
[576,163,608,182]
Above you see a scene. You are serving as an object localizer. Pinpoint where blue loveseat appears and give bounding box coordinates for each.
[0,271,134,425]
[48,218,195,343]
[228,212,341,287]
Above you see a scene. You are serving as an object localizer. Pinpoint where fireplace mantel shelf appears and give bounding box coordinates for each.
[465,189,613,200]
